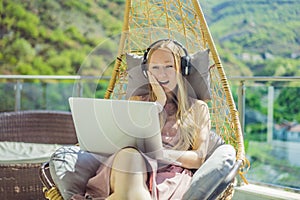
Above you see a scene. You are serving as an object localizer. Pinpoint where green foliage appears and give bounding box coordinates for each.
[45,83,74,110]
[1,0,124,76]
[0,83,15,112]
[245,124,267,142]
[48,29,70,44]
[4,1,40,39]
[206,0,300,75]
[61,0,91,13]
[256,58,300,76]
[16,62,37,75]
[65,26,86,43]
[2,0,299,78]
[274,87,300,123]
[4,38,36,65]
[16,20,40,38]
[5,2,27,19]
[47,55,72,73]
[32,57,54,75]
[21,83,45,110]
[95,80,109,98]
[96,9,122,36]
[245,86,268,114]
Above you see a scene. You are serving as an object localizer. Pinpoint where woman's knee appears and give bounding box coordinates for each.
[112,147,147,173]
[110,148,150,198]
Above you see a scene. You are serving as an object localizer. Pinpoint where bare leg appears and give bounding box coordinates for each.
[106,148,152,200]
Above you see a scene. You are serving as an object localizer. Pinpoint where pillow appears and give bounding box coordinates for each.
[125,49,211,101]
[0,141,62,164]
[205,131,225,160]
[49,146,106,199]
[125,53,149,99]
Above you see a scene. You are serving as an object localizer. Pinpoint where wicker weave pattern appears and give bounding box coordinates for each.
[0,110,77,144]
[0,163,44,200]
[106,0,245,163]
[0,111,77,199]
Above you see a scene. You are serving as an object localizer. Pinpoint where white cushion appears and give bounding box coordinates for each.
[0,141,62,164]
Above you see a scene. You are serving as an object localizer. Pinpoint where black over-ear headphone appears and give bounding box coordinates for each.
[141,39,191,78]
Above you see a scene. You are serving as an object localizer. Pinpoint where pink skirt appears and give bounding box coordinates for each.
[71,150,193,200]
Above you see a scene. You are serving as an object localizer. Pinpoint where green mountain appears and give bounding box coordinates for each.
[1,0,299,77]
[1,0,124,76]
[201,0,300,76]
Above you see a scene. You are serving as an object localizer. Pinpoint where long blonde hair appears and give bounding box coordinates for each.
[146,40,196,150]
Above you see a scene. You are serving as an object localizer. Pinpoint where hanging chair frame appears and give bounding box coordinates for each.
[104,0,245,164]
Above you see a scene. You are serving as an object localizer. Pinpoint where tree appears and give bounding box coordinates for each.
[274,87,300,123]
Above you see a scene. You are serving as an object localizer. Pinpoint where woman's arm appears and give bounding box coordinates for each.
[162,149,204,169]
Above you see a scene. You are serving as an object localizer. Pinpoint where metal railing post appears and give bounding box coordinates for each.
[238,80,245,135]
[77,80,83,97]
[267,86,274,143]
[14,80,22,111]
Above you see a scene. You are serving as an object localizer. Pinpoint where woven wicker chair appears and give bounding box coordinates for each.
[0,110,77,200]
[40,0,248,199]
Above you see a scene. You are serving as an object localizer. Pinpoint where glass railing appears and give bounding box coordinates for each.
[229,76,300,193]
[1,75,300,193]
[0,75,110,112]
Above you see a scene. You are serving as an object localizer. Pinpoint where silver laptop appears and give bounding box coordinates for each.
[68,97,163,158]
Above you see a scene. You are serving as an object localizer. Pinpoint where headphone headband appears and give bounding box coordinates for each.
[141,39,191,77]
[145,39,188,56]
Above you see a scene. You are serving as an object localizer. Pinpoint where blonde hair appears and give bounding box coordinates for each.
[146,40,196,150]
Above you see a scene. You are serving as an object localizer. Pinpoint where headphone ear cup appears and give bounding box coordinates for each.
[141,51,149,78]
[141,63,148,78]
[181,55,191,76]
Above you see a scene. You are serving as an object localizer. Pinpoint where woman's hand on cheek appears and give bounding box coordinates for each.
[147,71,167,107]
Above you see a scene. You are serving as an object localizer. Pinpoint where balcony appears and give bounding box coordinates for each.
[0,75,300,199]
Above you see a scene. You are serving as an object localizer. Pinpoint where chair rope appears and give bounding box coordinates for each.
[44,187,63,200]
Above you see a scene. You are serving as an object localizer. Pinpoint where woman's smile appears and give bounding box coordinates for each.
[158,80,170,85]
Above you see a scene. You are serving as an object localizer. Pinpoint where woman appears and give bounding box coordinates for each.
[105,40,210,200]
[51,39,236,200]
[50,40,236,200]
